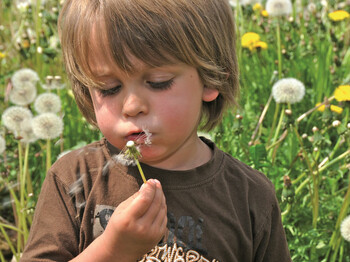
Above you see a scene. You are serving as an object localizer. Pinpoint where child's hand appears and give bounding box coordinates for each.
[100,179,167,261]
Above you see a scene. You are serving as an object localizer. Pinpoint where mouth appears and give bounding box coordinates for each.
[125,130,152,145]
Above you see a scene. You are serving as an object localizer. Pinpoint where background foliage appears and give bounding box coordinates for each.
[0,0,349,261]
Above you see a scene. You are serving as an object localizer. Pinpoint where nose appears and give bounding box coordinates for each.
[122,91,148,117]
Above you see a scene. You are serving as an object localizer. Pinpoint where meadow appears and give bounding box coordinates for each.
[0,0,349,261]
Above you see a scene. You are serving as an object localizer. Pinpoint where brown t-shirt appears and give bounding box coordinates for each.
[21,138,291,261]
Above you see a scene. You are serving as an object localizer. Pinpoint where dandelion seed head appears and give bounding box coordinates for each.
[312,126,319,133]
[265,0,292,17]
[332,120,341,127]
[19,118,37,144]
[9,84,37,106]
[272,78,305,104]
[341,215,350,242]
[113,153,136,166]
[11,68,39,89]
[34,92,62,114]
[0,136,6,154]
[32,113,63,140]
[1,106,33,133]
[126,140,135,148]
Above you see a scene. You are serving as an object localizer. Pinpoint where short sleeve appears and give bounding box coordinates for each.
[21,171,80,261]
[253,198,292,262]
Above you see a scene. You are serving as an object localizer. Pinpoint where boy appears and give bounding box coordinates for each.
[21,0,291,261]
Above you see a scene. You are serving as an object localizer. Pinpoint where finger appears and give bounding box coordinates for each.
[128,179,157,218]
[140,180,164,223]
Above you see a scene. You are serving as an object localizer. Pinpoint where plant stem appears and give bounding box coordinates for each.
[46,139,51,174]
[135,159,147,184]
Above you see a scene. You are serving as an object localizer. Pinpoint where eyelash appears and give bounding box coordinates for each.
[99,78,174,97]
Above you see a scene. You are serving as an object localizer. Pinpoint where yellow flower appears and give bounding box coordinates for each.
[330,105,343,114]
[334,85,350,101]
[261,10,269,17]
[22,39,30,49]
[328,10,350,21]
[253,3,263,11]
[241,32,260,51]
[316,102,326,112]
[254,41,268,50]
[0,52,5,59]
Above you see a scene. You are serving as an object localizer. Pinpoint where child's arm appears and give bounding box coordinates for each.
[69,179,167,262]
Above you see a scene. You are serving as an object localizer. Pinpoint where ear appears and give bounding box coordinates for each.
[202,87,219,102]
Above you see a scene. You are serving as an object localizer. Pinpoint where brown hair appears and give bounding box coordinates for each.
[58,0,239,131]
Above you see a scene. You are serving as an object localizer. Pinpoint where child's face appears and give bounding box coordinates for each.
[88,46,218,170]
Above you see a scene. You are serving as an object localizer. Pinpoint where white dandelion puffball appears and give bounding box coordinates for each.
[32,113,63,140]
[9,84,37,106]
[341,215,350,242]
[265,0,292,17]
[34,92,61,114]
[0,136,6,154]
[272,78,305,104]
[11,68,40,89]
[1,106,33,133]
[19,119,37,144]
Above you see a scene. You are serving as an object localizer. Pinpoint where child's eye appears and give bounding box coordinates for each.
[99,86,121,97]
[147,79,174,90]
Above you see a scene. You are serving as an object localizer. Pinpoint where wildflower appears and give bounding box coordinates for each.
[341,215,350,242]
[0,51,5,59]
[0,136,5,154]
[330,105,343,114]
[334,85,350,102]
[34,93,62,114]
[261,10,269,17]
[9,83,37,106]
[316,102,326,112]
[126,141,147,183]
[19,119,37,144]
[32,113,63,140]
[332,120,341,127]
[241,32,260,50]
[265,0,292,17]
[328,10,350,22]
[254,41,268,50]
[1,106,33,134]
[253,3,263,11]
[11,68,40,89]
[272,78,305,104]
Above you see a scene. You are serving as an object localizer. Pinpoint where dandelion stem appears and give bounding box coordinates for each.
[46,139,51,174]
[135,159,147,184]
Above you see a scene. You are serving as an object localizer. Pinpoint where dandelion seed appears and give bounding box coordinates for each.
[19,118,37,144]
[272,78,305,104]
[1,106,33,133]
[11,68,39,89]
[0,136,6,154]
[113,153,136,166]
[32,113,63,140]
[34,92,62,114]
[341,215,350,242]
[265,0,292,17]
[9,83,37,106]
[102,159,113,176]
[69,174,85,196]
[57,150,71,160]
